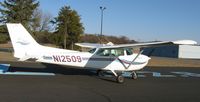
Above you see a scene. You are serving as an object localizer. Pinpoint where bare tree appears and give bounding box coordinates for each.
[31,8,42,33]
[31,9,53,32]
[40,11,52,32]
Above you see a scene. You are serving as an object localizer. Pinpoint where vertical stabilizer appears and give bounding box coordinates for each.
[6,23,40,59]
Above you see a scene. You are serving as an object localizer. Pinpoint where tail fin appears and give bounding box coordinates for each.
[6,23,40,60]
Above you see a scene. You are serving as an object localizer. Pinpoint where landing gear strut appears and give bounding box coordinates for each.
[97,70,125,83]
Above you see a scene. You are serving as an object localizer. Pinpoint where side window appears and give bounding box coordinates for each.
[111,49,116,56]
[96,49,110,56]
[111,49,124,56]
[117,49,124,56]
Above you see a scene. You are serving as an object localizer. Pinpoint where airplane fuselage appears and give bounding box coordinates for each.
[35,47,150,71]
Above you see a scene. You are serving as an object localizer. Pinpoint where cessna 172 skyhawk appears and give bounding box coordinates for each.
[6,23,197,83]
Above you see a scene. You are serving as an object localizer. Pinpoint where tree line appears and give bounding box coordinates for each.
[0,0,136,49]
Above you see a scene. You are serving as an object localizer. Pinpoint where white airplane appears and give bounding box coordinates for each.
[6,23,197,83]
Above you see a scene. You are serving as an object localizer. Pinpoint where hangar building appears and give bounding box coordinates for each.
[142,45,200,59]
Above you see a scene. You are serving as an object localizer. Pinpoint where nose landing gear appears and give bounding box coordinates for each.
[97,70,138,83]
[131,71,138,79]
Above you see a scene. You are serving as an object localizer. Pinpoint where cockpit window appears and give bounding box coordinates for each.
[88,48,96,54]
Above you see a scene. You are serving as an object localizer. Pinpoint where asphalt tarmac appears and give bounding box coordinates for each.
[0,61,200,102]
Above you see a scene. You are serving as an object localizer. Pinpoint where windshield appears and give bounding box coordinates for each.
[88,48,96,54]
[125,48,133,55]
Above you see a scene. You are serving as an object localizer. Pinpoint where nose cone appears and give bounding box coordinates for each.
[141,54,151,61]
[147,56,151,60]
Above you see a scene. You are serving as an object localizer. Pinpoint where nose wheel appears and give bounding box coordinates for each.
[97,70,104,77]
[131,71,138,79]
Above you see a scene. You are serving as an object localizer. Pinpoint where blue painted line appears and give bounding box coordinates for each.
[122,72,131,77]
[0,63,55,76]
[0,72,55,76]
[171,72,200,77]
[122,72,146,78]
[0,64,10,72]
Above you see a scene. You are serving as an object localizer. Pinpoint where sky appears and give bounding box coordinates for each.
[1,0,200,43]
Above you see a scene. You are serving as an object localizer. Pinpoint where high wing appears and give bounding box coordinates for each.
[75,43,104,48]
[75,42,114,48]
[76,40,197,49]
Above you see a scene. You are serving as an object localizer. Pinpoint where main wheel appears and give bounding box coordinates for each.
[97,70,104,77]
[131,71,137,79]
[116,75,124,83]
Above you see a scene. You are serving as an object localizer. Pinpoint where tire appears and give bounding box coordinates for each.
[116,75,124,83]
[96,70,100,75]
[97,70,104,77]
[132,72,137,79]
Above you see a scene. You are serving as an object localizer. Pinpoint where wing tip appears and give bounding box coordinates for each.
[172,40,197,45]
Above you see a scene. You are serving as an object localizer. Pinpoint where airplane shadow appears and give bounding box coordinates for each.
[8,62,143,83]
[8,62,122,83]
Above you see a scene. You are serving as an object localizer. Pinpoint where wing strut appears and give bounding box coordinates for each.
[117,50,144,69]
